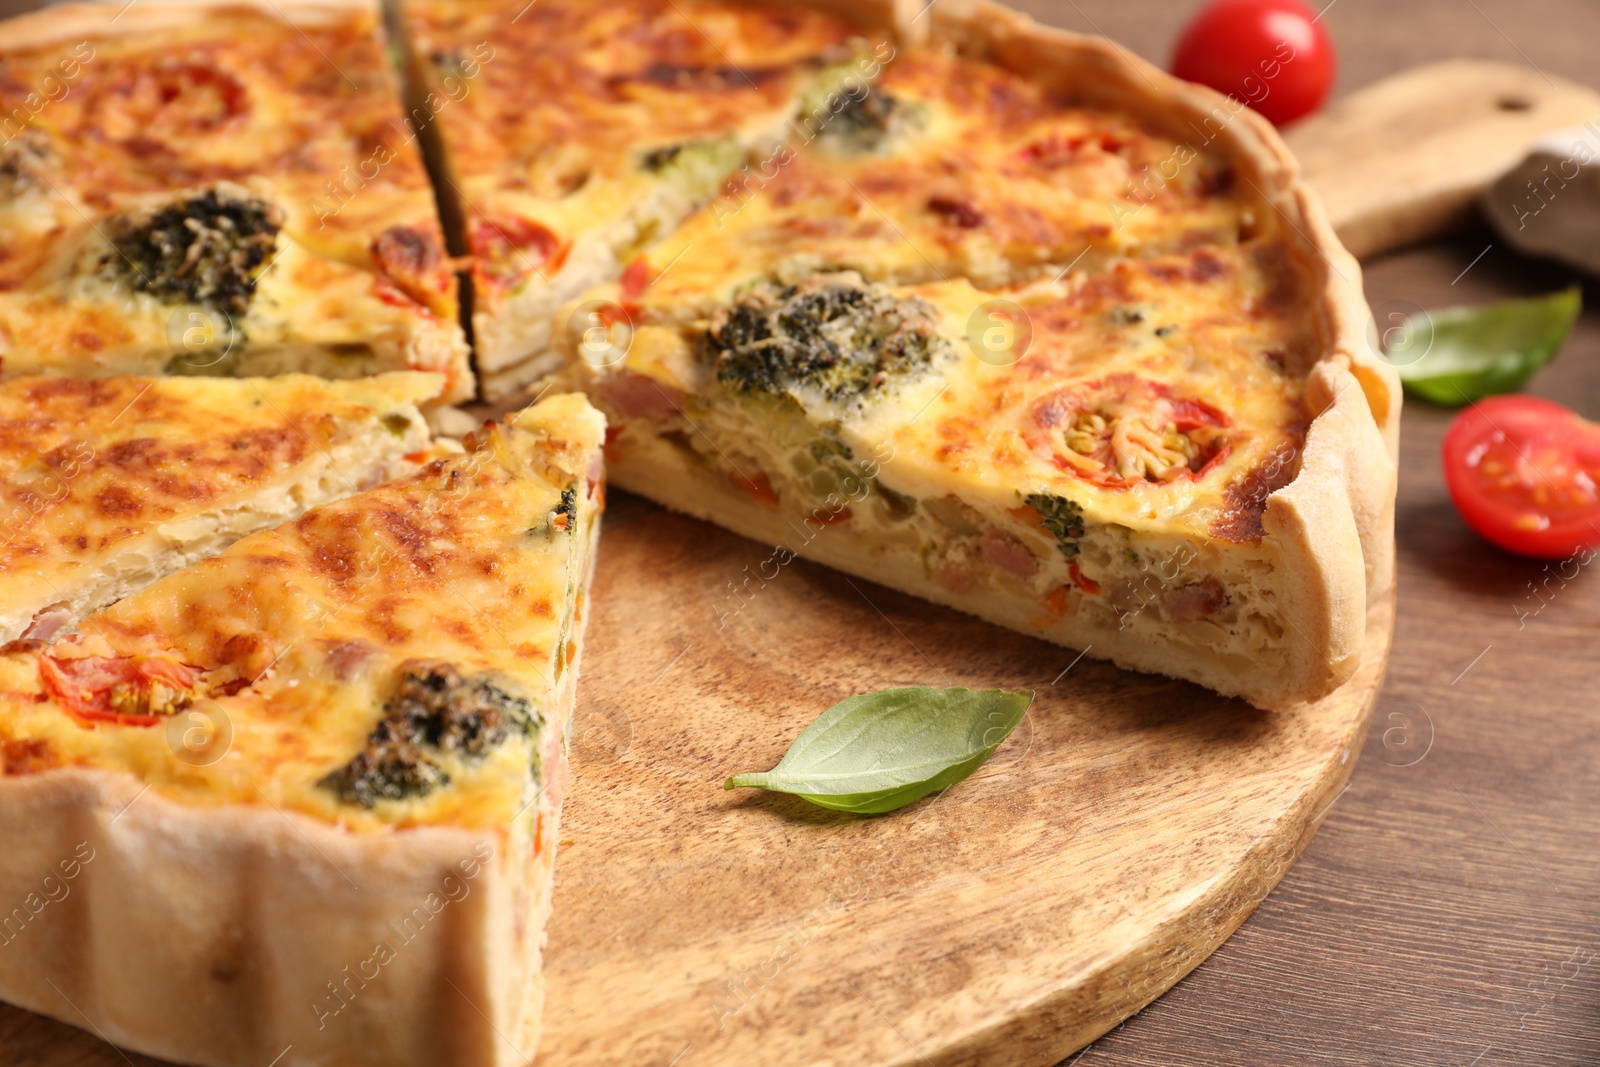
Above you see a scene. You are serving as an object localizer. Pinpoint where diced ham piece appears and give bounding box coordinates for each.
[20,607,73,644]
[934,562,975,595]
[1163,577,1227,621]
[980,529,1039,579]
[594,372,683,421]
[325,640,375,683]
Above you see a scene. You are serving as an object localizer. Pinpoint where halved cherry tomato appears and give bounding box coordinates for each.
[39,652,201,727]
[86,61,250,141]
[1170,0,1335,127]
[471,215,568,288]
[1442,395,1600,559]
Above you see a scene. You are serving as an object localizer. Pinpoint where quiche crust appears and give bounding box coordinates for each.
[555,0,1395,710]
[0,394,606,1067]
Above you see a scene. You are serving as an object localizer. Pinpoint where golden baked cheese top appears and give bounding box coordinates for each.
[408,0,859,190]
[0,4,439,263]
[406,0,864,300]
[605,241,1310,542]
[0,373,438,593]
[0,3,466,392]
[625,46,1250,305]
[0,395,606,832]
[878,245,1310,541]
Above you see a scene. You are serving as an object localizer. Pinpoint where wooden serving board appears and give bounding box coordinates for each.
[535,495,1393,1066]
[41,51,1576,1067]
[0,490,1393,1067]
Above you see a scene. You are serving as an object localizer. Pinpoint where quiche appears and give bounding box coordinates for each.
[551,0,1399,710]
[0,393,606,1067]
[399,0,882,398]
[0,0,474,404]
[0,371,442,645]
[611,43,1251,314]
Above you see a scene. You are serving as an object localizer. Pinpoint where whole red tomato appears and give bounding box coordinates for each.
[1170,0,1336,126]
[1442,395,1600,560]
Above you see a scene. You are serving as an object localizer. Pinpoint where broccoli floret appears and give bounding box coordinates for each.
[637,136,743,202]
[639,144,684,172]
[381,412,414,437]
[705,272,950,405]
[321,660,540,808]
[102,185,282,315]
[796,59,908,155]
[554,485,577,526]
[1024,492,1085,558]
[322,717,451,808]
[530,484,579,538]
[821,87,903,154]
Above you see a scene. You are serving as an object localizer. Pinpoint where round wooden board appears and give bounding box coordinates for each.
[540,491,1395,1067]
[0,490,1393,1066]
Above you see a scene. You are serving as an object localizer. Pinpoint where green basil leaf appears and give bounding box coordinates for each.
[724,686,1033,815]
[1393,286,1581,406]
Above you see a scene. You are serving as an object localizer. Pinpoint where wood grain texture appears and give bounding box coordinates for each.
[0,393,1396,1064]
[1282,60,1600,259]
[0,495,1394,1067]
[533,515,1391,1067]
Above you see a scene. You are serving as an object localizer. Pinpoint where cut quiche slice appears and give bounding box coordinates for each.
[0,372,443,646]
[561,254,1390,709]
[399,0,878,398]
[550,1,1398,710]
[606,42,1251,319]
[0,0,474,403]
[0,393,605,1067]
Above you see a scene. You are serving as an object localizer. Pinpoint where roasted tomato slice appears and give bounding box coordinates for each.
[1442,395,1600,559]
[86,60,250,143]
[1015,131,1127,167]
[470,215,569,290]
[40,651,201,727]
[1029,374,1232,489]
[370,224,454,317]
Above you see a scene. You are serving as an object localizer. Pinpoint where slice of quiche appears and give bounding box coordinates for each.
[0,0,474,403]
[0,393,605,1067]
[607,43,1251,319]
[550,6,1398,711]
[561,253,1391,709]
[399,0,879,397]
[0,372,442,645]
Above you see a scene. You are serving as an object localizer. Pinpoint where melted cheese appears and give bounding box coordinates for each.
[0,6,471,400]
[0,394,607,833]
[407,0,861,214]
[596,241,1306,541]
[404,0,866,380]
[0,372,443,638]
[625,47,1250,306]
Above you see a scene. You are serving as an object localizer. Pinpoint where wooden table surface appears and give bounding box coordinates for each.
[1004,4,1600,1065]
[2,1,1597,1065]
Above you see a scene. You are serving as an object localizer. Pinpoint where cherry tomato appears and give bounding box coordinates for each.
[1170,0,1336,126]
[1441,395,1600,559]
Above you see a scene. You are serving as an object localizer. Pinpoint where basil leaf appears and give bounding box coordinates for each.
[724,686,1033,815]
[1392,286,1581,406]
